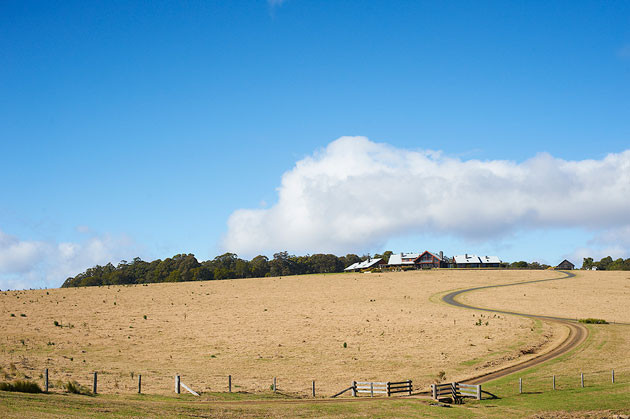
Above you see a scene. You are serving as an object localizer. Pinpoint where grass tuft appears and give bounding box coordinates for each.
[0,380,42,393]
[64,380,92,395]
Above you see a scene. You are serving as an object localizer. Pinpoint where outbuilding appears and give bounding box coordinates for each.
[557,259,575,270]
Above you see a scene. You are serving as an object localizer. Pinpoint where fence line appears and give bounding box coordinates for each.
[31,367,630,398]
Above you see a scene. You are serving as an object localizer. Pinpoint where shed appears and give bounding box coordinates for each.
[557,259,575,270]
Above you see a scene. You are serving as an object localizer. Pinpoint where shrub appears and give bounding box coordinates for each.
[579,318,608,324]
[64,380,91,395]
[0,380,43,393]
[435,371,447,383]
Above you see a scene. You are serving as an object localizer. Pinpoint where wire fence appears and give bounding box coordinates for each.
[485,367,630,397]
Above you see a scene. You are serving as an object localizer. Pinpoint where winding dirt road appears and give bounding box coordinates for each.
[441,270,588,384]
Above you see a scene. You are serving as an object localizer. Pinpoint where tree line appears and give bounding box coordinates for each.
[62,251,627,288]
[581,256,630,271]
[61,252,377,288]
[506,261,552,269]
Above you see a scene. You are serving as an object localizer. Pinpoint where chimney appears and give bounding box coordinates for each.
[439,251,444,260]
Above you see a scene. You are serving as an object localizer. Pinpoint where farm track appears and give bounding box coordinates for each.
[441,270,589,385]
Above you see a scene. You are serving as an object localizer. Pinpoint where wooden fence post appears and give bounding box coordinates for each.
[581,373,584,388]
[352,381,357,397]
[519,378,522,394]
[175,375,181,394]
[552,375,555,390]
[408,380,412,396]
[370,382,374,397]
[386,382,390,397]
[312,380,315,397]
[138,374,142,394]
[612,369,615,384]
[93,372,97,394]
[476,384,481,400]
[431,383,436,399]
[44,368,48,393]
[273,377,277,392]
[228,375,232,393]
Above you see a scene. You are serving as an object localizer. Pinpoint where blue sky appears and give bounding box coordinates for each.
[1,1,629,288]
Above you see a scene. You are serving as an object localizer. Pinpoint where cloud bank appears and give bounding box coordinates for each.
[224,136,630,257]
[0,229,137,290]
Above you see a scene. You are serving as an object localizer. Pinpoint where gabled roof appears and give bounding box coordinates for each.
[454,254,481,264]
[479,255,501,264]
[344,258,383,271]
[388,253,419,265]
[416,251,444,262]
[557,259,574,266]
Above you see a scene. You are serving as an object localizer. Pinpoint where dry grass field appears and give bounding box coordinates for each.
[461,270,630,324]
[462,270,630,382]
[0,270,565,397]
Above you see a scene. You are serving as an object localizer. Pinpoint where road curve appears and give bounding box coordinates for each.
[441,270,588,384]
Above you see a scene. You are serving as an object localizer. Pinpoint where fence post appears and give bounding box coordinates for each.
[553,375,555,390]
[431,383,436,399]
[408,380,412,396]
[581,373,584,388]
[92,372,97,394]
[138,374,142,394]
[370,382,374,397]
[312,380,315,397]
[44,368,48,393]
[476,384,481,400]
[612,369,615,384]
[175,375,180,394]
[386,382,390,397]
[519,378,522,394]
[273,377,277,392]
[352,381,357,397]
[228,375,232,393]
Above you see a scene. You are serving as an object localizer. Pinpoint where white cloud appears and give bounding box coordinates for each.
[0,231,46,274]
[568,225,630,264]
[0,229,138,290]
[224,136,630,257]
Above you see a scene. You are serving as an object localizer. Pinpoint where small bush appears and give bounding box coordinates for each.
[343,342,347,348]
[579,318,608,324]
[0,380,43,393]
[143,315,147,320]
[53,320,60,327]
[64,380,91,395]
[435,371,447,383]
[20,313,26,317]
